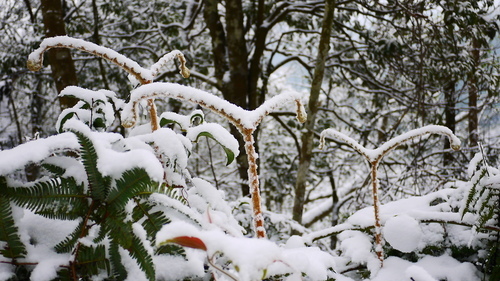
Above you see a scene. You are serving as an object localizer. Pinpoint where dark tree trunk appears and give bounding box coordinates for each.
[293,0,335,224]
[329,171,339,249]
[443,81,456,165]
[40,0,78,109]
[468,38,480,155]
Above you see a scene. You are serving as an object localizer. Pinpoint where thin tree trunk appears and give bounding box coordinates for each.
[203,0,252,196]
[329,171,339,249]
[443,80,456,165]
[293,0,335,224]
[40,0,79,109]
[468,38,480,155]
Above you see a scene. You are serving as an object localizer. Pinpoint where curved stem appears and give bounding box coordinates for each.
[27,37,190,131]
[319,125,461,266]
[243,130,266,238]
[370,161,384,265]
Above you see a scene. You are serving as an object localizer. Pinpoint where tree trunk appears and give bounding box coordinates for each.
[468,38,480,155]
[443,80,456,165]
[40,0,78,109]
[293,0,335,224]
[329,171,339,249]
[203,0,256,196]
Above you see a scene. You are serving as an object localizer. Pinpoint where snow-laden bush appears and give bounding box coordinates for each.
[0,37,331,281]
[0,37,498,281]
[305,150,499,281]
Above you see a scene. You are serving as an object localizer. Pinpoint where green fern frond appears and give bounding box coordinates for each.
[107,215,133,249]
[107,168,152,212]
[71,130,111,201]
[77,244,110,277]
[7,177,87,220]
[0,180,26,259]
[132,200,170,242]
[462,168,487,219]
[55,220,85,253]
[41,163,66,177]
[163,185,188,205]
[126,235,156,281]
[155,244,185,256]
[55,268,72,281]
[478,190,499,227]
[109,239,127,280]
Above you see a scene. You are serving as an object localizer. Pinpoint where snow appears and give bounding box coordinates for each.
[27,36,154,82]
[320,125,461,162]
[64,119,165,181]
[383,214,422,253]
[122,82,304,130]
[0,133,79,175]
[16,210,78,281]
[371,255,480,281]
[156,221,336,281]
[186,123,240,158]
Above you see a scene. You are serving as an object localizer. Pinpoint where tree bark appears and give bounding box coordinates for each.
[468,38,480,155]
[293,0,335,224]
[204,0,253,196]
[443,80,456,165]
[40,0,78,109]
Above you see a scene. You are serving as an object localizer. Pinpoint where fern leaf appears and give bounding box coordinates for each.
[55,220,85,253]
[76,245,110,277]
[7,177,87,220]
[0,180,26,259]
[109,239,128,280]
[155,244,185,256]
[126,235,156,281]
[107,214,133,249]
[461,168,487,219]
[41,163,66,177]
[107,168,152,212]
[132,200,170,242]
[71,130,110,201]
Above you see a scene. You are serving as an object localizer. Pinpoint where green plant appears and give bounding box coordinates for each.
[2,125,165,280]
[461,153,500,280]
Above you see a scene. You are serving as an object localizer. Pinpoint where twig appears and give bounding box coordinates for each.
[319,125,460,265]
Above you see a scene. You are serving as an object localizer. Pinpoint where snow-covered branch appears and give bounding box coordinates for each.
[27,36,190,85]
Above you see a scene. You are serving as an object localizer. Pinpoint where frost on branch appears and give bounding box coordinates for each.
[27,36,189,84]
[319,125,461,265]
[121,81,307,238]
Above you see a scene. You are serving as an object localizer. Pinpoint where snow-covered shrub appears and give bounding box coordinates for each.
[0,37,329,281]
[305,151,499,281]
[0,90,241,280]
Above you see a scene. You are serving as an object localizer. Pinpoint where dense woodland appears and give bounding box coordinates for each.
[0,0,499,280]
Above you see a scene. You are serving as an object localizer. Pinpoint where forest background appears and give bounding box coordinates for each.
[0,0,500,280]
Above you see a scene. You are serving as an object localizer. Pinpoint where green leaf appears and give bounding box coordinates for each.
[189,112,204,126]
[107,168,152,212]
[109,239,128,280]
[55,220,86,253]
[132,200,170,243]
[41,162,66,177]
[155,244,185,256]
[6,178,87,220]
[58,111,76,133]
[195,131,235,165]
[70,130,111,201]
[126,235,156,281]
[0,178,26,259]
[92,117,106,130]
[159,118,184,130]
[76,245,110,277]
[107,215,133,249]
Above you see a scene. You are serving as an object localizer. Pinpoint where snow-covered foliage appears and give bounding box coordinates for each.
[0,35,499,281]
